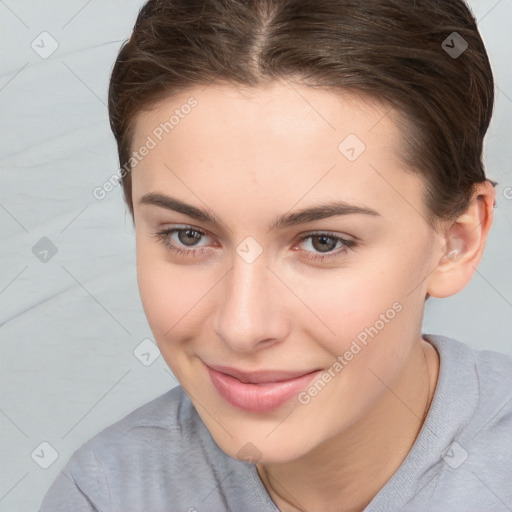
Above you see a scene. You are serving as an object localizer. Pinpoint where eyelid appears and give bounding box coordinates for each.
[297,230,355,242]
[150,224,213,256]
[159,224,211,241]
[294,231,356,261]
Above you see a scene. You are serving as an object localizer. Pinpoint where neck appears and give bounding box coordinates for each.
[256,337,439,512]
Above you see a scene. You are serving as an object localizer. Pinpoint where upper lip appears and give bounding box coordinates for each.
[206,363,319,384]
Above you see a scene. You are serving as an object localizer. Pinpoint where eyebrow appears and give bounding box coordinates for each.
[139,192,381,231]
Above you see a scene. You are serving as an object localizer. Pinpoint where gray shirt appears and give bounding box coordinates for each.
[39,334,512,512]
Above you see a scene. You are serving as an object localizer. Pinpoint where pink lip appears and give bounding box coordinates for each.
[205,363,321,413]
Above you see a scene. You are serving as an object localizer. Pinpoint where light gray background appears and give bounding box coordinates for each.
[0,1,511,510]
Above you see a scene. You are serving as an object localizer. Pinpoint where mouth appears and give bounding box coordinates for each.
[204,362,322,413]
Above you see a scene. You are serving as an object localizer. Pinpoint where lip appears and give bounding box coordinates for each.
[205,363,322,413]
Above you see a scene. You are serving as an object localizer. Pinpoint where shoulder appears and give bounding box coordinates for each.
[428,333,512,431]
[91,384,190,434]
[70,385,196,463]
[422,334,512,510]
[427,333,512,399]
[45,385,268,511]
[62,386,207,491]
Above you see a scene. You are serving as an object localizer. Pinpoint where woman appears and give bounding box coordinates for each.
[40,0,512,510]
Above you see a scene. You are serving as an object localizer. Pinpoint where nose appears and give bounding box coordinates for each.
[212,253,290,353]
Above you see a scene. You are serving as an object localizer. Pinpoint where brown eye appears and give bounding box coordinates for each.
[310,234,338,253]
[177,229,203,246]
[297,232,356,262]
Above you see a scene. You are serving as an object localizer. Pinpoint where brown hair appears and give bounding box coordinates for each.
[108,0,495,227]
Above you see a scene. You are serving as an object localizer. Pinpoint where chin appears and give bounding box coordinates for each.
[207,423,319,465]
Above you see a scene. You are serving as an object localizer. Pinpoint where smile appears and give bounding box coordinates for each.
[204,363,322,413]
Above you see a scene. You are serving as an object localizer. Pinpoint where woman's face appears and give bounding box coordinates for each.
[131,80,443,463]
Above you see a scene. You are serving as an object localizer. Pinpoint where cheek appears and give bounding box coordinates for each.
[135,227,428,355]
[135,241,210,341]
[286,262,406,347]
[289,249,425,385]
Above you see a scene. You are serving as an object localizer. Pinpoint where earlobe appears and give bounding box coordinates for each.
[426,180,496,299]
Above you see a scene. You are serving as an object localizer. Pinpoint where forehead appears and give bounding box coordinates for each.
[130,80,428,226]
[133,80,404,153]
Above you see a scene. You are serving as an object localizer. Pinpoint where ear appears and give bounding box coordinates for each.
[426,180,496,299]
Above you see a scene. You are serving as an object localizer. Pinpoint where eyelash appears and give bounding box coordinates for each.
[150,225,356,262]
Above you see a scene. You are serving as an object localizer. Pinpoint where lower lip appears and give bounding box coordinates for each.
[206,365,321,413]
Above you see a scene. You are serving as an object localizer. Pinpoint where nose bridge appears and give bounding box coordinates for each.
[213,253,285,352]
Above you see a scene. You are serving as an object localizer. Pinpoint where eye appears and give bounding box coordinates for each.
[173,228,206,247]
[150,225,213,257]
[151,226,356,263]
[295,232,356,262]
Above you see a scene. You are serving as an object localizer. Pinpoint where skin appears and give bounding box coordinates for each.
[129,79,495,512]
